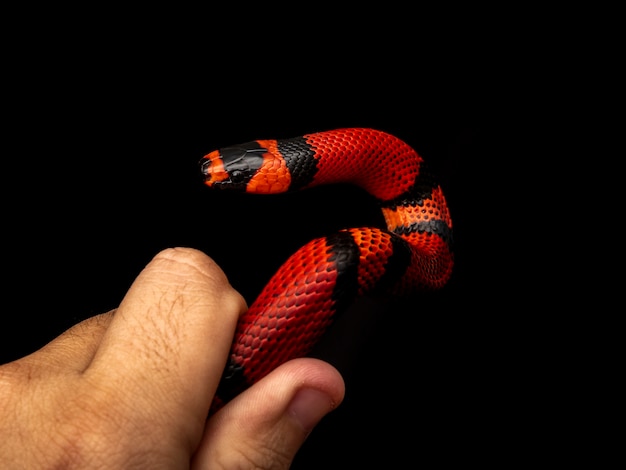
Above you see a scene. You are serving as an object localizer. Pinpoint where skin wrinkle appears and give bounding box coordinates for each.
[111,281,225,398]
[61,312,115,373]
[202,408,301,470]
[244,425,294,469]
[154,248,232,292]
[49,378,175,469]
[136,251,244,353]
[106,291,196,379]
[212,440,292,470]
[2,379,98,469]
[85,363,173,435]
[0,372,29,467]
[132,299,180,376]
[2,312,114,380]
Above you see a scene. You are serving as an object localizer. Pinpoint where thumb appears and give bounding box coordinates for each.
[191,358,345,469]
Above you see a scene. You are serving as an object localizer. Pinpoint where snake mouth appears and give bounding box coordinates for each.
[210,179,249,191]
[199,158,212,178]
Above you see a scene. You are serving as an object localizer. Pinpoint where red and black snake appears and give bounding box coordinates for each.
[199,128,453,414]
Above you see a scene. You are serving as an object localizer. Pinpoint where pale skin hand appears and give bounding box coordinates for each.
[0,247,345,469]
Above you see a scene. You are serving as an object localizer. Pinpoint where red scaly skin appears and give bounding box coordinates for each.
[199,128,454,414]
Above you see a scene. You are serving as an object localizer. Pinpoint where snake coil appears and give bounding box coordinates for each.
[199,128,453,413]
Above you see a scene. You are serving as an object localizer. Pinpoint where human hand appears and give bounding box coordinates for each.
[0,247,345,469]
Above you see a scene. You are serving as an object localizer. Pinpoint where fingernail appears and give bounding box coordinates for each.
[287,388,335,433]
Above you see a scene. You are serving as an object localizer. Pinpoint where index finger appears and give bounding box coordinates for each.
[85,247,246,433]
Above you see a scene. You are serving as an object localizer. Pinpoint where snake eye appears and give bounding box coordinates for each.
[230,170,245,183]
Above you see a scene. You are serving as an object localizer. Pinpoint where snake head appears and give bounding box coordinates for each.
[199,142,266,191]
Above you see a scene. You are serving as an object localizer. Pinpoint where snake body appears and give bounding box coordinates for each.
[199,128,454,413]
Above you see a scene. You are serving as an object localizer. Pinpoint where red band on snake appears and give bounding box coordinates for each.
[199,128,454,414]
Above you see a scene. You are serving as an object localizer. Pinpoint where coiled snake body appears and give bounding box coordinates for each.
[199,128,454,413]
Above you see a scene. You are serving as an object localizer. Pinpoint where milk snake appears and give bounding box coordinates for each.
[199,128,453,413]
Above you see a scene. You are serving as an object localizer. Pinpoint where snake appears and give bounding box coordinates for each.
[199,127,454,414]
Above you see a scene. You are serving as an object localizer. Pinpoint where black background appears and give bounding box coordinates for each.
[0,27,520,467]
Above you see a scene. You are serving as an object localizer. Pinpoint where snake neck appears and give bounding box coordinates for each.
[278,128,424,202]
